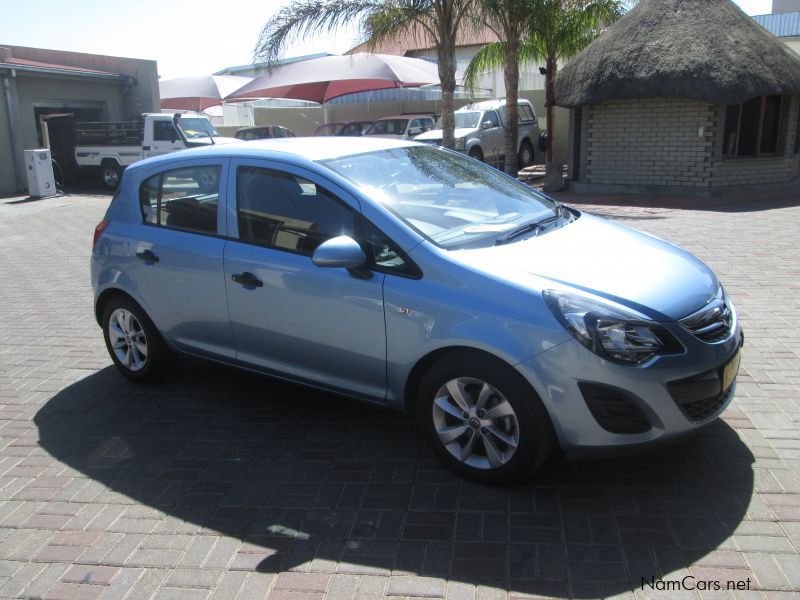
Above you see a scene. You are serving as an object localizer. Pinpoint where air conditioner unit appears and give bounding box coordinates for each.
[24,149,56,198]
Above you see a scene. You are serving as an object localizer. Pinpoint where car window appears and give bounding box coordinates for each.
[236,166,357,255]
[153,120,178,142]
[139,166,221,235]
[518,105,536,122]
[281,127,296,138]
[366,119,409,135]
[482,111,500,129]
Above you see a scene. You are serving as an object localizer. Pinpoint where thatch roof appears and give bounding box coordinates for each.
[555,0,800,108]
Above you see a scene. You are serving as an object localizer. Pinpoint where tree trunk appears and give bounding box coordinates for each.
[503,38,520,176]
[437,40,457,150]
[545,53,557,166]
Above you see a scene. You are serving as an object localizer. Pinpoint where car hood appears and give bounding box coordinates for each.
[451,212,718,321]
[414,128,475,142]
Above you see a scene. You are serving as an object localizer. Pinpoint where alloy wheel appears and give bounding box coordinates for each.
[108,308,148,372]
[432,377,520,470]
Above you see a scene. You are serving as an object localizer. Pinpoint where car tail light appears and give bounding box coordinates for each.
[93,219,109,249]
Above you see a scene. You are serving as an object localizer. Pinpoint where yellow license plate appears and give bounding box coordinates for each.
[722,350,741,391]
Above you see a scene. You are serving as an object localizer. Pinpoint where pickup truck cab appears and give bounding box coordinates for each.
[363,114,436,140]
[74,113,237,190]
[415,99,540,168]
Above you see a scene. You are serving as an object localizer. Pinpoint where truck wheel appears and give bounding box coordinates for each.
[468,147,484,162]
[101,161,121,191]
[518,141,535,168]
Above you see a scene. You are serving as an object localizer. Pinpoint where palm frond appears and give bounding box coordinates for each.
[254,0,382,69]
[462,41,507,92]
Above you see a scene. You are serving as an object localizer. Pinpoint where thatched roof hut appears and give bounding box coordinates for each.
[556,0,800,108]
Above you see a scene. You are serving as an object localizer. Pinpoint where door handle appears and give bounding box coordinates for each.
[232,272,263,288]
[135,249,159,264]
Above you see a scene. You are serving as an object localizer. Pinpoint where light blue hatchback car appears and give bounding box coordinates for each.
[91,137,743,483]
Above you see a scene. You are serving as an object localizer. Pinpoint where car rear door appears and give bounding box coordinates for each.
[222,159,388,401]
[129,158,235,360]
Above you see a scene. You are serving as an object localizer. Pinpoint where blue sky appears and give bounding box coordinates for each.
[0,0,776,79]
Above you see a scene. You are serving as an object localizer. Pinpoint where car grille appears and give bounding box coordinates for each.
[674,386,732,423]
[679,295,733,343]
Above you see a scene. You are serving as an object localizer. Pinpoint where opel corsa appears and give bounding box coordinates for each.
[91,138,743,483]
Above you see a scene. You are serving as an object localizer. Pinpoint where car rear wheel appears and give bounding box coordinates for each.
[518,140,535,168]
[100,161,121,191]
[416,353,554,484]
[102,296,175,382]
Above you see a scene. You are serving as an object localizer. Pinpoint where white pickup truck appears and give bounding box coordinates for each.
[74,113,237,190]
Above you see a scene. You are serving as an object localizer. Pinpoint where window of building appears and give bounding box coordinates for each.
[794,111,800,155]
[139,166,220,234]
[723,95,784,157]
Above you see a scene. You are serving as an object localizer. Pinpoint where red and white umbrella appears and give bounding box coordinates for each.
[160,75,253,111]
[227,53,440,104]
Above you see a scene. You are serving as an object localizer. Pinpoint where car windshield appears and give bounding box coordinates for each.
[178,118,218,139]
[366,119,408,136]
[454,112,481,129]
[319,146,559,250]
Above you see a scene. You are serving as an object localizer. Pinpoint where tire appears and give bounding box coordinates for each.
[518,140,535,168]
[416,352,554,484]
[102,295,175,383]
[195,168,218,194]
[468,147,484,162]
[100,160,121,191]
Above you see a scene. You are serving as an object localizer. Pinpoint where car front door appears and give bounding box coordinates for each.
[481,110,504,164]
[130,159,235,360]
[144,120,184,158]
[222,160,387,401]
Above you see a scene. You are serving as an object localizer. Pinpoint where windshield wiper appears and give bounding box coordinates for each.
[495,207,563,246]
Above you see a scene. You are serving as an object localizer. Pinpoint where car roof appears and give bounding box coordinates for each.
[458,99,533,112]
[127,136,419,173]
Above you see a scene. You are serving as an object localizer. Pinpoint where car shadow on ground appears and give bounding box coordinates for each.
[35,360,754,597]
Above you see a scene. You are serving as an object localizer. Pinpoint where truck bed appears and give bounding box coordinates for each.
[74,120,143,147]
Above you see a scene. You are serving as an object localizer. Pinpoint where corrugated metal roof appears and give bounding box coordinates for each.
[752,12,800,37]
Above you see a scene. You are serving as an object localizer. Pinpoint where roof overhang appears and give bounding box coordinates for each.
[0,62,131,84]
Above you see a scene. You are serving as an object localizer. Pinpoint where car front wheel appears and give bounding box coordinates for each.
[102,296,174,382]
[416,353,554,484]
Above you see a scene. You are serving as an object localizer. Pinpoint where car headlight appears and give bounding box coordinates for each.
[455,137,466,151]
[543,290,683,365]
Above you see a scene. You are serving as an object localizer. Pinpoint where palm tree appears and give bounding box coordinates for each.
[254,0,476,150]
[526,0,625,170]
[464,0,625,176]
[464,0,536,175]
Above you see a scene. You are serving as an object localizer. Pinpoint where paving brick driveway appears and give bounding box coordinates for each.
[0,188,798,599]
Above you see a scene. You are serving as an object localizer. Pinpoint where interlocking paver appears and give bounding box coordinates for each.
[1,188,800,598]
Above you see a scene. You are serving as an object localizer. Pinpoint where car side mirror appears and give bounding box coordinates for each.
[408,127,422,136]
[481,122,493,130]
[312,236,366,269]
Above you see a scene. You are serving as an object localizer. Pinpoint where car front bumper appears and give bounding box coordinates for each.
[515,321,744,456]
